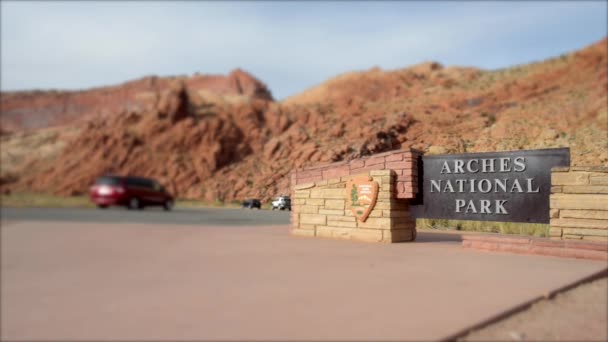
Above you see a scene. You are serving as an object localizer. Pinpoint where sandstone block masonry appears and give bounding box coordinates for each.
[291,149,422,199]
[550,166,608,242]
[290,150,421,243]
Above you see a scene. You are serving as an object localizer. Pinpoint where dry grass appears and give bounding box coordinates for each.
[417,218,550,237]
[1,127,80,177]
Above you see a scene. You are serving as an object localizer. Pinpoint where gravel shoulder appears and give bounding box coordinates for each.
[461,276,608,341]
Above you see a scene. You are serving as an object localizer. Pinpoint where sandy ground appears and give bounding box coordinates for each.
[461,276,608,341]
[1,220,606,341]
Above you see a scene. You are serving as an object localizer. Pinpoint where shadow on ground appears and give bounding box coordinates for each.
[415,230,464,244]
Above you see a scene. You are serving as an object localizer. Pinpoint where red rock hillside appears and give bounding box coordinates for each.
[1,68,273,132]
[1,38,606,202]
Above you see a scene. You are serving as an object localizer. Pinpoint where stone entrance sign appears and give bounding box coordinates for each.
[288,145,608,244]
[290,149,421,243]
[413,148,570,223]
[347,176,379,222]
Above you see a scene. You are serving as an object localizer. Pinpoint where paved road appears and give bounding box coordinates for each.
[2,221,606,341]
[0,207,290,226]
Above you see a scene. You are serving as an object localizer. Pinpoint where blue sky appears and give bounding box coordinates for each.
[1,1,606,100]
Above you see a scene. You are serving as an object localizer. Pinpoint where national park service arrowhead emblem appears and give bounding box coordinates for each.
[346,176,379,222]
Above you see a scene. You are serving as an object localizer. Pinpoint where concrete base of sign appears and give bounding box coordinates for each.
[462,234,608,260]
[291,170,416,243]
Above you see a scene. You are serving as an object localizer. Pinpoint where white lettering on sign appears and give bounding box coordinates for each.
[455,199,509,214]
[359,184,372,194]
[432,156,540,216]
[440,157,528,174]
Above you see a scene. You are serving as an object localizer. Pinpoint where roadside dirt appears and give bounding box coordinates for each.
[461,276,608,341]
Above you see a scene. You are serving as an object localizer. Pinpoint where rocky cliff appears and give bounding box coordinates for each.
[1,68,273,132]
[1,39,606,202]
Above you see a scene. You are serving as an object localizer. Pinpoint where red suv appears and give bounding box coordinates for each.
[90,176,174,211]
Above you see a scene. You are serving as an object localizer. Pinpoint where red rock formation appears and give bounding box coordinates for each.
[0,69,273,132]
[2,38,607,202]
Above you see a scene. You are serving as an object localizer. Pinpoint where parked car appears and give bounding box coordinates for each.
[242,199,261,209]
[271,196,291,211]
[90,175,174,210]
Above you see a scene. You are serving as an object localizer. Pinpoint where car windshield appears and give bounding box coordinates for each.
[95,176,121,186]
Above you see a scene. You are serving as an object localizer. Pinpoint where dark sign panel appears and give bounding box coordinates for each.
[412,148,570,223]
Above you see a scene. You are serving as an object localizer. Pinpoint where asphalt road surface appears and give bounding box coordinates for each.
[1,207,291,226]
[3,221,606,340]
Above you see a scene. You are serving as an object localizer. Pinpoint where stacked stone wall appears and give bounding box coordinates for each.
[291,149,422,199]
[550,166,608,242]
[291,170,416,243]
[290,149,421,243]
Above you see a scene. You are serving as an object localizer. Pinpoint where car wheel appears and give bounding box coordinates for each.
[163,199,174,211]
[128,198,141,210]
[97,204,108,209]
